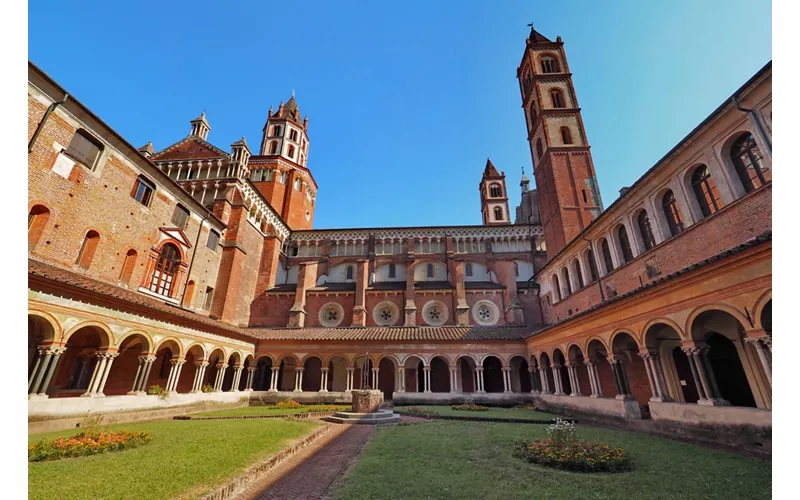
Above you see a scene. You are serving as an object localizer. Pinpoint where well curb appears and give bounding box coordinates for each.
[393,410,577,425]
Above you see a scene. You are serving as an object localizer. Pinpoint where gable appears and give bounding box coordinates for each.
[152,137,229,161]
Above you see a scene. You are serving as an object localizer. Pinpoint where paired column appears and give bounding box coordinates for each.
[584,360,603,398]
[293,368,305,392]
[372,367,380,389]
[191,361,209,393]
[230,364,244,392]
[82,351,119,397]
[475,367,485,393]
[423,366,431,393]
[683,346,728,405]
[346,367,355,392]
[29,346,66,398]
[320,368,329,392]
[397,367,406,393]
[551,365,564,395]
[538,367,551,394]
[638,351,671,401]
[565,362,582,396]
[528,368,539,393]
[165,359,186,393]
[501,367,512,393]
[268,367,280,391]
[245,367,256,391]
[746,337,772,387]
[130,355,157,394]
[606,356,632,399]
[213,363,227,391]
[450,367,458,393]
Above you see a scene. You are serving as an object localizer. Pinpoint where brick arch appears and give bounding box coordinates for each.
[115,330,154,353]
[27,310,63,344]
[276,353,300,366]
[642,317,686,346]
[185,342,207,360]
[537,52,561,72]
[243,353,255,365]
[376,353,400,367]
[322,352,349,365]
[299,353,323,365]
[583,336,610,357]
[479,353,503,366]
[228,350,244,365]
[154,337,184,358]
[63,320,113,348]
[255,353,275,364]
[454,353,479,365]
[551,347,567,364]
[207,347,226,363]
[403,354,426,367]
[752,289,772,330]
[609,328,641,350]
[566,342,585,362]
[685,303,751,340]
[156,239,188,263]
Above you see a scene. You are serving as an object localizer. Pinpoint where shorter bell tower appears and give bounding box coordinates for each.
[479,158,511,225]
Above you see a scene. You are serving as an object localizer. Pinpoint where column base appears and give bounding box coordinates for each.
[649,396,673,403]
[615,394,634,401]
[267,389,278,393]
[28,393,49,400]
[569,393,584,397]
[590,394,603,399]
[81,392,105,398]
[320,389,328,393]
[477,390,486,394]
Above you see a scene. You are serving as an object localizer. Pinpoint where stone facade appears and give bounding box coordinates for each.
[27,27,771,441]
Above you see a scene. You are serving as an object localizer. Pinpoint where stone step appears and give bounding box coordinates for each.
[325,410,400,425]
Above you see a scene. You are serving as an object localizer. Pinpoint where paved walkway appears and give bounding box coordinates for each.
[245,424,375,500]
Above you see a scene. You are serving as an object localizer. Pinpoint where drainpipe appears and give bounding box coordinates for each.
[732,96,771,156]
[28,94,69,153]
[180,214,211,307]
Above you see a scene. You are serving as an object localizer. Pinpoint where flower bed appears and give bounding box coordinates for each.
[513,418,629,473]
[29,431,152,462]
[451,403,489,411]
[275,399,303,409]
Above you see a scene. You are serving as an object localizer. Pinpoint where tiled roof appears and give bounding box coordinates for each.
[152,136,229,161]
[527,231,772,339]
[465,281,505,290]
[483,158,500,177]
[248,325,536,341]
[309,282,356,292]
[28,259,253,339]
[529,29,552,44]
[266,284,297,293]
[369,282,405,291]
[415,281,454,290]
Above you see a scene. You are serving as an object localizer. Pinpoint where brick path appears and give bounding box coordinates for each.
[245,424,375,500]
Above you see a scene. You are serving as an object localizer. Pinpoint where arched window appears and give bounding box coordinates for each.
[28,205,50,249]
[586,249,599,282]
[637,210,656,251]
[552,275,561,302]
[465,263,473,277]
[661,190,685,237]
[514,262,519,277]
[550,89,564,108]
[691,165,722,217]
[572,259,584,289]
[269,142,278,155]
[149,243,181,297]
[730,132,769,193]
[562,267,572,296]
[427,263,434,278]
[119,249,137,285]
[560,126,572,145]
[75,230,100,269]
[489,184,502,197]
[600,238,614,275]
[541,56,559,73]
[346,266,354,281]
[294,178,302,191]
[529,102,537,124]
[287,145,296,158]
[536,138,543,159]
[617,225,634,264]
[494,207,503,221]
[388,263,396,278]
[272,126,281,137]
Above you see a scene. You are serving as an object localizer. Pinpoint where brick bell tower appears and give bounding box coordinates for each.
[479,158,511,225]
[252,95,316,229]
[517,26,603,258]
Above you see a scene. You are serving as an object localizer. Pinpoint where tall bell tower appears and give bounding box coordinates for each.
[479,158,511,226]
[517,26,603,258]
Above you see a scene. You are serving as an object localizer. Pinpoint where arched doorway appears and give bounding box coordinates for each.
[457,356,476,392]
[611,332,649,404]
[567,345,590,396]
[403,356,424,393]
[509,356,531,393]
[54,326,111,397]
[378,357,396,399]
[643,322,688,402]
[430,356,450,393]
[482,356,504,393]
[552,349,571,395]
[253,357,273,391]
[586,340,615,398]
[707,333,756,407]
[302,356,322,392]
[105,333,151,396]
[327,356,348,392]
[205,349,225,390]
[540,353,554,393]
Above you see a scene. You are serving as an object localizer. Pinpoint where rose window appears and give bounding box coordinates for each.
[326,309,339,321]
[472,300,500,326]
[477,305,493,322]
[428,307,441,321]
[319,302,344,327]
[380,308,393,321]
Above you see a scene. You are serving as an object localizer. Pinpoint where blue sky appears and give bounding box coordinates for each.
[28,0,771,229]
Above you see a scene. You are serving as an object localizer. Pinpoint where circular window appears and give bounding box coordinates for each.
[422,300,448,326]
[472,300,500,326]
[372,301,399,326]
[318,302,344,327]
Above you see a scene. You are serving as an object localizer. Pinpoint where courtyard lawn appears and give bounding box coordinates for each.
[193,404,351,417]
[28,418,319,500]
[335,421,771,500]
[394,405,557,421]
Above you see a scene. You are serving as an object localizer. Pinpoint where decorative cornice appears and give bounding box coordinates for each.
[290,224,541,242]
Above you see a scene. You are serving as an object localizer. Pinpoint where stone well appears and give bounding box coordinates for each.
[352,390,383,413]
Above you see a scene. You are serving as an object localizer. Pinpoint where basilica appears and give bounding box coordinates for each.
[27,28,772,444]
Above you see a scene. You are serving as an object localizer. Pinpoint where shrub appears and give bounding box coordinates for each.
[402,407,437,418]
[275,399,302,409]
[29,431,152,462]
[513,419,629,473]
[79,413,117,436]
[201,384,215,393]
[147,385,169,400]
[451,403,489,411]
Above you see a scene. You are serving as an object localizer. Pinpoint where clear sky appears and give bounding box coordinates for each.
[28,0,771,229]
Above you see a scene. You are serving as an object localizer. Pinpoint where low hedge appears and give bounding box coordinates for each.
[513,438,629,472]
[29,431,152,462]
[451,403,489,412]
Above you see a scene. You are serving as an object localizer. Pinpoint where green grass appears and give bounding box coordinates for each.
[394,405,557,420]
[335,421,771,500]
[29,418,319,500]
[193,404,351,417]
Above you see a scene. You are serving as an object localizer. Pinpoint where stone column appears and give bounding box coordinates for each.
[346,367,354,392]
[502,367,511,393]
[29,347,65,397]
[746,338,772,386]
[682,347,708,401]
[698,346,725,401]
[34,347,65,397]
[191,361,208,392]
[567,363,581,396]
[83,352,113,397]
[320,368,329,392]
[246,367,256,391]
[762,335,771,353]
[397,367,406,393]
[129,356,146,395]
[214,363,227,391]
[639,351,660,401]
[423,366,431,393]
[527,368,538,393]
[372,367,380,389]
[294,367,304,392]
[539,368,550,394]
[583,360,598,397]
[476,367,485,393]
[231,365,244,392]
[651,353,672,401]
[450,367,458,393]
[551,365,563,395]
[166,359,185,393]
[269,367,280,391]
[28,350,46,394]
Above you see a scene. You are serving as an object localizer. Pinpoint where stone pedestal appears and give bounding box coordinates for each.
[352,390,383,413]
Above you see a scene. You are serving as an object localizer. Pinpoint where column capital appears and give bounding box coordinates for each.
[296,367,304,373]
[423,366,431,372]
[637,350,655,360]
[216,362,228,369]
[170,358,186,366]
[605,355,620,365]
[583,359,594,367]
[98,351,119,360]
[39,346,66,356]
[139,355,157,363]
[501,366,511,372]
